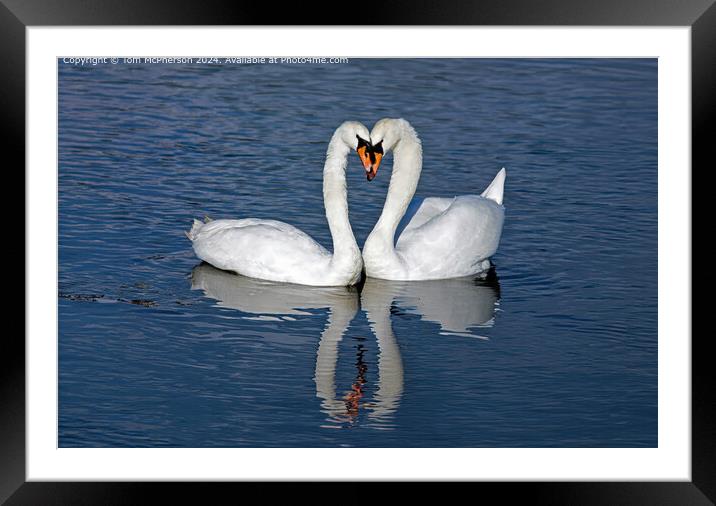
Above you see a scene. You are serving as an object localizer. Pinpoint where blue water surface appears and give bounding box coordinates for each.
[58,58,657,447]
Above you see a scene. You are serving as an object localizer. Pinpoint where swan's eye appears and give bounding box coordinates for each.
[356,135,369,149]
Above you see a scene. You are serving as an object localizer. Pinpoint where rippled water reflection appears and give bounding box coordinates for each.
[59,58,657,447]
[191,264,502,428]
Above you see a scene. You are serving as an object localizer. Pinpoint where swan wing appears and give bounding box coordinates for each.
[395,195,504,279]
[189,218,333,284]
[396,197,454,243]
[480,167,506,205]
[397,168,506,244]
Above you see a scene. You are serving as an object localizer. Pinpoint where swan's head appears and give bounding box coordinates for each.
[364,118,414,181]
[338,121,376,180]
[358,136,383,182]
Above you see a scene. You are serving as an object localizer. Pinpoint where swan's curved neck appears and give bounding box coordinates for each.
[365,123,422,268]
[323,131,360,269]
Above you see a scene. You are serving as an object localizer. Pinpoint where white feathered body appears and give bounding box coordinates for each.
[362,118,506,281]
[396,194,503,280]
[188,218,361,286]
[365,192,504,281]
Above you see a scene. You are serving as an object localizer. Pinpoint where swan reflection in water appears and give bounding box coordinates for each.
[191,263,501,426]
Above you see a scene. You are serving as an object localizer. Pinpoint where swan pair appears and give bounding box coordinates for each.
[186,118,506,286]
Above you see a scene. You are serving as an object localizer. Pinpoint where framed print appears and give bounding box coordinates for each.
[6,0,711,502]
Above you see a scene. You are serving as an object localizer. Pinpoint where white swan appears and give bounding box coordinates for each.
[361,118,506,281]
[187,121,373,287]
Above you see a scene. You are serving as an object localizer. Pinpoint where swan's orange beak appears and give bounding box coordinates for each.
[357,144,371,170]
[365,151,382,181]
[357,143,383,181]
[357,145,381,181]
[366,140,384,181]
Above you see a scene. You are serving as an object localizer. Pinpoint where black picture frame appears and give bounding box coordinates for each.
[4,0,709,503]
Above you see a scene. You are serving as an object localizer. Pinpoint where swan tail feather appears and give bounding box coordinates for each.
[186,218,204,241]
[481,167,506,205]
